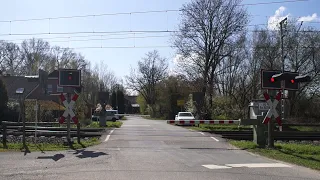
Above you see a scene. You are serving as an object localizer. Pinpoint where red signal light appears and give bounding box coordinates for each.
[270,77,275,82]
[291,79,295,84]
[68,75,72,80]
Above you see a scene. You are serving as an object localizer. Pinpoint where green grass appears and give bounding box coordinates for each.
[107,121,123,128]
[230,140,320,170]
[189,124,251,131]
[289,126,320,132]
[120,116,127,120]
[0,137,100,152]
[86,121,123,128]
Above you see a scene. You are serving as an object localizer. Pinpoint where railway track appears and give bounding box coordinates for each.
[207,130,320,141]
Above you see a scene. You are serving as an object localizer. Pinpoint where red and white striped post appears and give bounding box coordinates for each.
[262,91,282,148]
[59,92,79,143]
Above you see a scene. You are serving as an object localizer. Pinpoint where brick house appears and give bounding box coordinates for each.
[1,70,66,121]
[124,95,140,114]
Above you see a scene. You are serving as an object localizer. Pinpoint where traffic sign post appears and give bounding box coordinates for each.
[59,92,79,144]
[262,91,282,148]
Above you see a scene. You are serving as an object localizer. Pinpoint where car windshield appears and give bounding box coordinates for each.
[179,113,193,117]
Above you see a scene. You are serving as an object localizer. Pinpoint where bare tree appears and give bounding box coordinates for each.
[126,50,168,116]
[95,60,118,92]
[173,0,248,118]
[0,42,23,75]
[20,38,50,75]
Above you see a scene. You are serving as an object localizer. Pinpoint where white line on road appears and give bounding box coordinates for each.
[199,132,205,135]
[202,163,291,169]
[202,165,231,169]
[210,137,219,141]
[104,129,115,142]
[122,125,151,127]
[225,163,291,168]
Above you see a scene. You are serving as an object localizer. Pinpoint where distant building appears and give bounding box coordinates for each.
[124,95,140,114]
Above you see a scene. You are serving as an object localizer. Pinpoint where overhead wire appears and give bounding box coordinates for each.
[0,0,308,23]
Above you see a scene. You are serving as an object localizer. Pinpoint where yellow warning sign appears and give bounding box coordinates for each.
[177,100,185,106]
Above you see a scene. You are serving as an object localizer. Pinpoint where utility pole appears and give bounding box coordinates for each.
[280,17,287,128]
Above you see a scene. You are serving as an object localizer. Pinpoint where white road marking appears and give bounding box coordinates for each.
[122,125,151,127]
[202,165,232,169]
[199,132,205,135]
[225,163,291,168]
[210,137,219,141]
[104,129,115,142]
[203,163,292,170]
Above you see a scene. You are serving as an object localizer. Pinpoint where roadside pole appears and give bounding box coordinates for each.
[280,18,287,131]
[35,100,38,144]
[267,90,274,148]
[67,93,71,144]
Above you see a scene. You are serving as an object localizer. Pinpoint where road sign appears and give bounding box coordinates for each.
[59,93,79,124]
[58,69,81,87]
[262,92,282,126]
[177,100,185,106]
[258,102,269,111]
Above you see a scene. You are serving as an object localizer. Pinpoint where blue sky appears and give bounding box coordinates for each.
[0,0,319,81]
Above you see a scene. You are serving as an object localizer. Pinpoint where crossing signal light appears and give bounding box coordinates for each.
[271,77,275,83]
[261,70,311,90]
[261,70,281,89]
[68,73,73,80]
[283,72,299,90]
[59,69,81,87]
[290,79,295,84]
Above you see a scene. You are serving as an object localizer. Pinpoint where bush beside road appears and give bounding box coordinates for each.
[230,140,320,170]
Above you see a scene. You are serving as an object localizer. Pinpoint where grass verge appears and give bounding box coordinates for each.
[120,116,127,120]
[229,140,320,170]
[86,121,123,128]
[289,126,320,132]
[0,137,100,152]
[189,124,251,131]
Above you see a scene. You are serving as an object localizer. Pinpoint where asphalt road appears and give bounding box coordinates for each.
[0,116,319,180]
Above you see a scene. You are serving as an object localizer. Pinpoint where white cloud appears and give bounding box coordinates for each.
[268,6,290,30]
[298,13,319,22]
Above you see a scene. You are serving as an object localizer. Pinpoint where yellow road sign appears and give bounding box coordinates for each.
[177,100,185,106]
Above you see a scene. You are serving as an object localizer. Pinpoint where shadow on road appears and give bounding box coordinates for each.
[73,149,108,159]
[37,154,65,161]
[20,145,31,156]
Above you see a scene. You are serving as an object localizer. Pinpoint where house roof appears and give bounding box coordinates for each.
[1,76,39,100]
[48,70,58,78]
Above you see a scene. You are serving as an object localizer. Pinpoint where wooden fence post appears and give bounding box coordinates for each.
[3,122,7,148]
[77,123,80,144]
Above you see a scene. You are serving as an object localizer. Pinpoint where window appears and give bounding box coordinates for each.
[47,84,52,94]
[179,113,193,117]
[57,85,63,92]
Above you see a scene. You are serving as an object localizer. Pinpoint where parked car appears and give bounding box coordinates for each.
[175,112,195,121]
[106,110,119,122]
[91,110,120,122]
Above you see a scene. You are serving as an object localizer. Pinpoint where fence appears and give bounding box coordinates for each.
[0,121,104,147]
